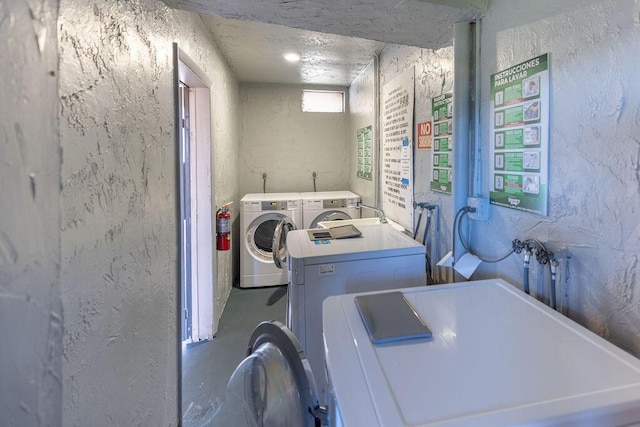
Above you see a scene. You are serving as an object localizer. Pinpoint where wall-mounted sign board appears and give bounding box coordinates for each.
[490,53,550,216]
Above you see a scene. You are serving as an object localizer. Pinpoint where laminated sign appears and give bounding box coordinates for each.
[489,53,550,216]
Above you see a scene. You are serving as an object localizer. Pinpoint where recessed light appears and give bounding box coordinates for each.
[283,52,301,62]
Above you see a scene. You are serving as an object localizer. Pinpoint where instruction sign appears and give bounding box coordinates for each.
[381,68,414,230]
[356,125,373,180]
[490,54,550,216]
[431,93,453,194]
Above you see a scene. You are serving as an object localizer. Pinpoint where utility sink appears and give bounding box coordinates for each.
[317,217,382,228]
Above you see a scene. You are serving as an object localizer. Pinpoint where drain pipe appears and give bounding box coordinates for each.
[452,21,473,277]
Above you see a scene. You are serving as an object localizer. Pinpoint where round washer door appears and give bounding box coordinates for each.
[219,321,321,427]
[272,218,297,269]
[246,213,291,262]
[310,210,353,228]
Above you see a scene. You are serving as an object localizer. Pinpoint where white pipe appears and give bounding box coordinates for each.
[374,53,381,208]
[452,22,473,273]
[472,21,483,197]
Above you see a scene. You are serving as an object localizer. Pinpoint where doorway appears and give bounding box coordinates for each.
[176,49,216,344]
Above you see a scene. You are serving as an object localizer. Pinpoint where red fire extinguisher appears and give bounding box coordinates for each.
[216,202,232,251]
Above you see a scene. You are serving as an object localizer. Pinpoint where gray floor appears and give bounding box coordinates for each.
[182,285,287,426]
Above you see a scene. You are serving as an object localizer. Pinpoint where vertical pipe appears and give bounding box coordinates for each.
[452,22,472,275]
[172,42,182,425]
[374,53,381,208]
[472,21,483,197]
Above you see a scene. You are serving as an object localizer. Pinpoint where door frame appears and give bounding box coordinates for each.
[173,42,216,419]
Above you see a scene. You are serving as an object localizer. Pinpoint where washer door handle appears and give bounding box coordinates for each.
[272,219,296,269]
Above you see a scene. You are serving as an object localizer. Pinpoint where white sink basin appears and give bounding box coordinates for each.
[317,217,382,228]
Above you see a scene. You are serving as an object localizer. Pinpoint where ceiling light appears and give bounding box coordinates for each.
[283,52,301,62]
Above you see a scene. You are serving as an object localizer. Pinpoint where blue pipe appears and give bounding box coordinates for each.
[523,251,531,294]
[550,261,558,309]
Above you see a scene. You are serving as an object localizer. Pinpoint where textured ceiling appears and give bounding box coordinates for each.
[165,0,487,85]
[200,14,386,86]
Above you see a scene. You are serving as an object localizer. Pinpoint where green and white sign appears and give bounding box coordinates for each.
[431,92,453,194]
[357,125,373,180]
[490,53,549,216]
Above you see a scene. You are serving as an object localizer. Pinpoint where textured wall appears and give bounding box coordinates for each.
[239,83,350,194]
[0,1,62,425]
[58,0,240,424]
[348,60,377,205]
[378,44,455,274]
[473,0,640,356]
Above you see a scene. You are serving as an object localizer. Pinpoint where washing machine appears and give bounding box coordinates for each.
[301,191,360,229]
[286,223,426,403]
[324,279,640,426]
[240,193,302,288]
[211,321,326,426]
[210,279,640,427]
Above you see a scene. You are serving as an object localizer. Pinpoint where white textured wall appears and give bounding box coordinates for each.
[378,44,455,269]
[473,0,640,356]
[348,61,377,205]
[239,83,350,195]
[58,0,240,425]
[0,1,62,425]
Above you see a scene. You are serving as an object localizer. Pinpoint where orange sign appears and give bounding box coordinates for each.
[417,121,432,149]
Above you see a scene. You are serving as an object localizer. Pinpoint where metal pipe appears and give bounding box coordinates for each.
[452,22,473,277]
[374,53,381,208]
[358,203,387,223]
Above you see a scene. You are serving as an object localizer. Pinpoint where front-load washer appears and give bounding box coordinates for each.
[211,321,326,427]
[301,191,360,229]
[286,223,426,402]
[240,193,302,288]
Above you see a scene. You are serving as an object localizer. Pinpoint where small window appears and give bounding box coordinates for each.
[302,90,345,113]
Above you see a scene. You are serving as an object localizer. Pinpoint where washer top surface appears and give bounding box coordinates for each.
[287,224,424,264]
[323,279,640,426]
[301,191,360,201]
[241,192,302,202]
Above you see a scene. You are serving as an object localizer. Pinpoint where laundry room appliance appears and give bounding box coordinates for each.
[323,279,640,426]
[301,191,360,229]
[211,321,326,427]
[286,223,426,402]
[240,193,302,288]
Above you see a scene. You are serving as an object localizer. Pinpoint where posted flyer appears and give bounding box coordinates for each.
[489,54,550,216]
[430,93,453,194]
[381,68,415,230]
[356,125,373,180]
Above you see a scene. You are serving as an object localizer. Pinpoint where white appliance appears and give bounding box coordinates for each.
[240,193,302,288]
[323,279,640,426]
[286,223,426,402]
[301,191,360,229]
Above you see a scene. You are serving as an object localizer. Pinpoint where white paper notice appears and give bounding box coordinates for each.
[381,67,415,230]
[453,253,482,279]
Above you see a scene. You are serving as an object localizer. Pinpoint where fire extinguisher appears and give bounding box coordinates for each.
[216,202,232,251]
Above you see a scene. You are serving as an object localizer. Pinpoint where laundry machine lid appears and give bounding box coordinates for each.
[218,321,322,427]
[324,280,640,426]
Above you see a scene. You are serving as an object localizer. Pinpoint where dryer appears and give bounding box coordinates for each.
[301,191,360,229]
[240,193,302,288]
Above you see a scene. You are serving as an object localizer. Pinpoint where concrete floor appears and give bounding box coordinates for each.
[182,285,287,426]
